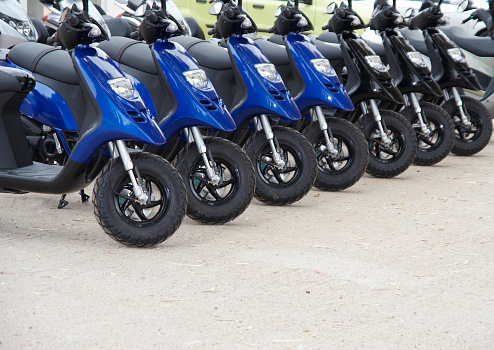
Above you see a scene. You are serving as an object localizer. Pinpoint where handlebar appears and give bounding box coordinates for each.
[258,28,274,33]
[208,28,215,35]
[462,16,472,24]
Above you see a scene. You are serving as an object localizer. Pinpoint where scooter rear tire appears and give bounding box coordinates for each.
[244,126,317,205]
[93,152,186,247]
[175,137,255,224]
[442,96,493,156]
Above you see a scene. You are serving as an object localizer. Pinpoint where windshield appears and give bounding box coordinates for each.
[57,0,111,38]
[0,0,30,21]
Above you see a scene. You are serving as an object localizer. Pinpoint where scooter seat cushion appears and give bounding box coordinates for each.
[440,26,494,57]
[7,42,79,85]
[398,28,429,55]
[98,36,157,75]
[253,38,289,66]
[308,35,343,61]
[170,36,232,70]
[316,31,339,44]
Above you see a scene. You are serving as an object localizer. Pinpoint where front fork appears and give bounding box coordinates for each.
[253,114,285,168]
[444,87,472,127]
[361,99,392,147]
[183,127,221,185]
[108,140,149,205]
[404,93,431,137]
[311,106,339,158]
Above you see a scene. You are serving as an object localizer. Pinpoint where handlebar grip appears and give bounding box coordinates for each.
[208,28,215,35]
[322,24,330,31]
[461,16,471,24]
[258,27,274,33]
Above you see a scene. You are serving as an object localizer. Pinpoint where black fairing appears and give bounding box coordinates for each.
[425,28,482,91]
[325,7,365,35]
[138,5,185,43]
[382,30,442,96]
[273,5,313,36]
[339,32,403,108]
[213,3,257,38]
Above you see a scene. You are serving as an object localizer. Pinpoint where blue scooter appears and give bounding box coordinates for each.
[252,0,369,191]
[172,0,317,205]
[97,0,256,224]
[0,0,187,247]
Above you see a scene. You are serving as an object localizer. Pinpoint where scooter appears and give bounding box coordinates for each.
[311,1,417,178]
[0,0,187,247]
[97,1,256,224]
[367,0,454,166]
[171,0,317,205]
[252,0,369,191]
[402,0,493,156]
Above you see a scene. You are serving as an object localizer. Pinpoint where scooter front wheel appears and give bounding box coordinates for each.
[244,126,317,205]
[442,96,493,156]
[303,117,368,191]
[93,152,187,247]
[357,110,417,178]
[402,102,455,166]
[175,137,255,224]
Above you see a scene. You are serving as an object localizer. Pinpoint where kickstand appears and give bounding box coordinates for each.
[79,189,90,203]
[58,194,69,209]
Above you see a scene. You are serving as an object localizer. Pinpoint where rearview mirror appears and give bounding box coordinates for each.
[326,3,337,14]
[458,0,470,11]
[404,7,415,18]
[209,2,223,15]
[135,3,147,17]
[274,6,282,17]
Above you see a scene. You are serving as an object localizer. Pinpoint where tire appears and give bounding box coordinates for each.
[303,117,368,191]
[93,152,186,247]
[184,17,205,40]
[244,126,317,205]
[442,96,493,156]
[402,102,455,166]
[175,137,255,224]
[357,110,417,178]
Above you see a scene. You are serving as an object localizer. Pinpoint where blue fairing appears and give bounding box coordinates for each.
[69,46,166,163]
[285,34,354,113]
[228,35,301,125]
[152,40,235,139]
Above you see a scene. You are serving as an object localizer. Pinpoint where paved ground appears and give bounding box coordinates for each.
[1,138,494,349]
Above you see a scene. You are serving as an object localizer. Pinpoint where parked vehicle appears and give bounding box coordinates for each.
[98,0,256,224]
[367,0,455,165]
[172,0,318,205]
[311,1,417,178]
[0,0,187,247]
[251,1,369,191]
[401,0,493,156]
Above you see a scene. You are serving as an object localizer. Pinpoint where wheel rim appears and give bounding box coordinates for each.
[189,157,239,205]
[314,134,354,174]
[411,116,445,151]
[256,143,302,188]
[367,124,405,163]
[114,174,170,228]
[452,108,483,143]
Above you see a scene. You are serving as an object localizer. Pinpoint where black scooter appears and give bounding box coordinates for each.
[367,0,455,166]
[312,1,417,178]
[402,0,493,156]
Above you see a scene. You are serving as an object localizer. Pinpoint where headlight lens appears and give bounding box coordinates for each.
[241,16,253,29]
[108,77,134,99]
[88,24,102,38]
[166,21,179,33]
[365,55,387,72]
[183,69,208,89]
[350,16,361,26]
[255,63,279,82]
[311,58,336,76]
[406,51,427,67]
[447,48,466,63]
[297,15,309,28]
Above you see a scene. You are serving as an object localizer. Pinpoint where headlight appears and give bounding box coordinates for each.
[365,55,387,72]
[406,51,427,67]
[311,58,336,76]
[108,77,134,99]
[394,15,404,25]
[350,16,361,26]
[297,16,308,28]
[255,63,279,82]
[447,48,466,63]
[88,24,102,38]
[166,21,179,33]
[183,69,208,89]
[241,16,253,29]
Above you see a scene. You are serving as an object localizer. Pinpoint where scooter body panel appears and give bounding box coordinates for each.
[151,40,236,139]
[227,35,301,124]
[285,33,354,113]
[69,46,166,163]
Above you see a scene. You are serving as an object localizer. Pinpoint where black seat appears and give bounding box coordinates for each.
[440,26,494,57]
[7,42,78,85]
[253,38,290,66]
[170,36,232,70]
[97,36,157,75]
[307,35,343,61]
[398,28,429,55]
[316,31,339,44]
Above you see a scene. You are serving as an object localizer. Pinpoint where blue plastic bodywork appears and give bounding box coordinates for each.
[227,35,302,125]
[285,33,354,113]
